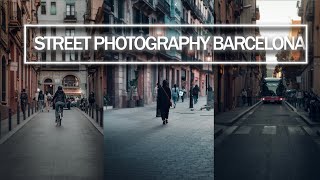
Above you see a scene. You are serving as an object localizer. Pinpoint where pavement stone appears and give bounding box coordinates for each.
[104,97,213,179]
[0,108,103,180]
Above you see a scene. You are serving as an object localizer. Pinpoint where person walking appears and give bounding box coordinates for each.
[171,84,179,108]
[20,89,28,118]
[179,86,186,102]
[241,88,247,105]
[296,90,304,108]
[46,92,52,112]
[192,85,200,104]
[38,90,45,112]
[158,80,172,125]
[89,92,96,109]
[247,88,252,106]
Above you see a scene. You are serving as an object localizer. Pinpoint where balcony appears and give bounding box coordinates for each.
[9,2,22,28]
[156,0,170,15]
[64,12,77,22]
[306,1,314,21]
[133,0,155,14]
[182,0,194,11]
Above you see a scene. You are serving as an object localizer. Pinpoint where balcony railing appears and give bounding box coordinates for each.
[64,12,77,22]
[133,0,155,13]
[156,0,170,15]
[9,1,22,27]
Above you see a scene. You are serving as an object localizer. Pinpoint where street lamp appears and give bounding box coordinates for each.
[188,49,195,109]
[156,27,164,117]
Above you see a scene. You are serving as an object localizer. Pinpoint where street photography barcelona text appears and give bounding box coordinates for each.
[24,24,308,65]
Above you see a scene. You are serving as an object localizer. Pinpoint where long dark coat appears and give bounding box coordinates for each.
[158,86,172,112]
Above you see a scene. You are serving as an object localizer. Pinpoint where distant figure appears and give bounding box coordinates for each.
[241,88,247,105]
[192,85,200,104]
[171,84,179,108]
[179,86,186,102]
[247,88,252,106]
[296,90,304,108]
[38,90,45,112]
[158,80,172,125]
[20,89,28,118]
[89,92,96,108]
[46,91,52,112]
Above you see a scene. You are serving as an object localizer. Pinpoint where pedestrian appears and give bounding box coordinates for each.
[179,86,186,102]
[20,89,28,118]
[89,92,95,109]
[38,90,45,112]
[192,85,200,104]
[158,80,172,125]
[171,84,179,108]
[247,88,252,106]
[46,91,52,112]
[241,88,247,105]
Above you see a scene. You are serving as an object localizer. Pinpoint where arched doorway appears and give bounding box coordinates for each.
[43,78,54,95]
[62,75,79,87]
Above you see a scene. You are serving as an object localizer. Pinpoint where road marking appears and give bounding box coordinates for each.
[234,126,252,135]
[288,126,305,135]
[302,126,316,136]
[225,126,238,135]
[262,126,277,135]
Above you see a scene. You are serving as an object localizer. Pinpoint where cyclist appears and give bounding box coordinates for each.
[52,86,66,124]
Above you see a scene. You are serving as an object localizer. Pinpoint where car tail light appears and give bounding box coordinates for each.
[262,98,265,101]
[280,98,283,101]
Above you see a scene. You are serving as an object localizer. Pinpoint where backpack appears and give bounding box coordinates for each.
[192,87,198,95]
[21,93,28,103]
[38,94,44,100]
[55,92,65,102]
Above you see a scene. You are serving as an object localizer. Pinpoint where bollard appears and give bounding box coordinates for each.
[8,109,12,131]
[96,106,99,123]
[32,102,34,114]
[0,112,2,137]
[100,108,103,127]
[17,104,20,125]
[91,106,94,119]
[28,103,30,117]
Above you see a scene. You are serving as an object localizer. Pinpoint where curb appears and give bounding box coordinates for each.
[75,108,103,135]
[284,101,320,127]
[0,112,40,145]
[215,101,262,126]
[214,127,224,139]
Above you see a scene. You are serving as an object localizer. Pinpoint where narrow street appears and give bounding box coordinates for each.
[215,103,320,180]
[0,109,103,180]
[104,97,214,180]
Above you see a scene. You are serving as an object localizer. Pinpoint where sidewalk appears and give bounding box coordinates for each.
[0,108,103,179]
[104,97,213,179]
[285,101,320,126]
[0,110,34,138]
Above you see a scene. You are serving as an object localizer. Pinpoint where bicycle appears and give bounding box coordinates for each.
[56,105,63,126]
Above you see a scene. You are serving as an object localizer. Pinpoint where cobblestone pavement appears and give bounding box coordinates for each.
[104,97,214,180]
[0,109,103,180]
[215,103,320,180]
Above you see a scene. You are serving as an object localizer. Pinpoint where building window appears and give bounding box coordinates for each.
[51,27,56,35]
[66,4,75,16]
[50,2,56,15]
[118,0,124,19]
[40,27,46,36]
[1,7,6,31]
[41,2,46,15]
[44,78,53,83]
[62,75,79,87]
[1,57,6,101]
[41,51,46,61]
[51,51,56,61]
[65,29,75,61]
